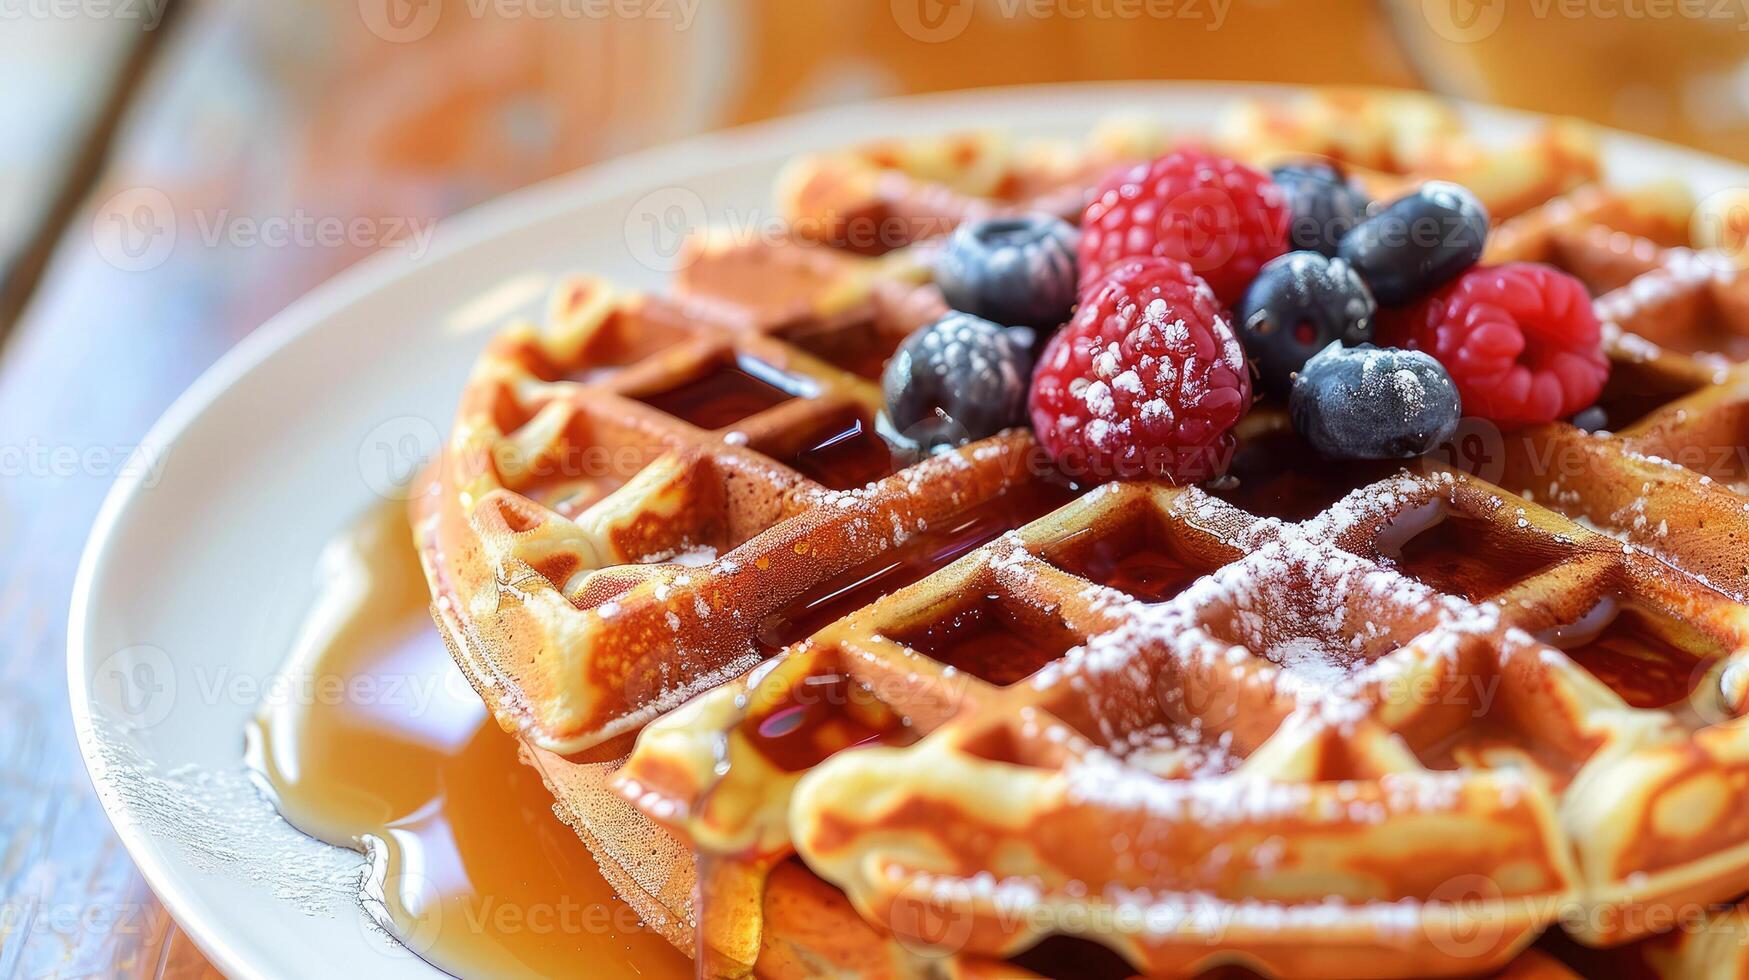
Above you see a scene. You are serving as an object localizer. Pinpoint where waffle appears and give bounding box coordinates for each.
[411,88,1749,978]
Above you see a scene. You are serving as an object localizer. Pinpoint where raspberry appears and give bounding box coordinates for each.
[1078,148,1290,305]
[1379,263,1609,427]
[1030,258,1252,483]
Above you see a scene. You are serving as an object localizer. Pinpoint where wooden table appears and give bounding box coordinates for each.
[0,1,1731,975]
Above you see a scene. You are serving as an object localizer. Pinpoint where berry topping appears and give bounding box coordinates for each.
[1379,263,1609,427]
[936,214,1080,331]
[882,312,1033,449]
[1338,180,1489,306]
[1030,257,1251,483]
[1078,148,1291,305]
[1290,343,1462,460]
[1271,161,1374,257]
[1234,251,1377,394]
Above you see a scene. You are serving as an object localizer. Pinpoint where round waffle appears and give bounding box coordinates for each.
[412,89,1749,978]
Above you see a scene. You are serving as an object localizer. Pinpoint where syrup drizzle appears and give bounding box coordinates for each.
[756,474,1080,652]
[1538,596,1713,711]
[891,593,1078,686]
[1374,502,1565,600]
[635,358,799,431]
[780,415,898,490]
[246,503,689,979]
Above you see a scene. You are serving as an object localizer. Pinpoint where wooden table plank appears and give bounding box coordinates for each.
[0,8,164,335]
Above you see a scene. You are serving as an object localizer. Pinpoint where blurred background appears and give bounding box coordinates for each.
[0,0,1743,975]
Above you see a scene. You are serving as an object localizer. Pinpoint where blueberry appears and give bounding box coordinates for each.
[1235,251,1376,395]
[1271,162,1373,257]
[935,214,1079,332]
[1290,343,1461,460]
[1337,181,1489,306]
[882,312,1033,449]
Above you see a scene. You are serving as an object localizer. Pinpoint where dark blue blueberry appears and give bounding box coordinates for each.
[1571,405,1609,433]
[1290,343,1462,460]
[1337,181,1489,306]
[882,312,1033,449]
[1235,251,1376,395]
[935,214,1079,332]
[1271,162,1373,257]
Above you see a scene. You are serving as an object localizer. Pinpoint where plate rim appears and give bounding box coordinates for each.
[66,79,1749,979]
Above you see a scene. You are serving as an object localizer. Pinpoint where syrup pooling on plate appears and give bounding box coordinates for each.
[246,503,688,979]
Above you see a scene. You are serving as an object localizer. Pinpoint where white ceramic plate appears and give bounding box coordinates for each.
[69,82,1749,980]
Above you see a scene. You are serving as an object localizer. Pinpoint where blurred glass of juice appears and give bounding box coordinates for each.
[1382,0,1749,161]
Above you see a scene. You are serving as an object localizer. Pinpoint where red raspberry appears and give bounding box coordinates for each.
[1078,148,1290,305]
[1030,258,1252,483]
[1379,263,1609,428]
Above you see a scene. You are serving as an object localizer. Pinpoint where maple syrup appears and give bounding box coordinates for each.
[1538,597,1713,711]
[1211,425,1399,522]
[781,322,903,381]
[756,473,1081,651]
[743,673,911,772]
[1591,361,1704,432]
[779,415,898,490]
[1041,508,1226,603]
[892,593,1080,686]
[1375,503,1566,600]
[246,503,689,979]
[634,356,798,430]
